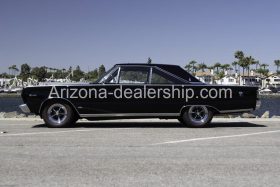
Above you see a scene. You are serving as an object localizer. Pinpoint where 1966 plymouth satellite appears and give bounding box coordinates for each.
[19,63,261,128]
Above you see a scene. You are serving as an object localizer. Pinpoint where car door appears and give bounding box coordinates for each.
[83,65,151,115]
[147,67,187,114]
[111,65,151,114]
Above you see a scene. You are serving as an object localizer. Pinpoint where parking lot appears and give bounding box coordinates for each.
[1,118,280,186]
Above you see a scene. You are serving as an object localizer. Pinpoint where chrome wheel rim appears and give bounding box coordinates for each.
[47,104,68,124]
[188,106,208,124]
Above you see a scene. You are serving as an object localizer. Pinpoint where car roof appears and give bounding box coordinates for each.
[115,63,181,68]
[115,63,201,83]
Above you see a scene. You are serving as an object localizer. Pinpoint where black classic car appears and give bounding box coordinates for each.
[20,63,261,128]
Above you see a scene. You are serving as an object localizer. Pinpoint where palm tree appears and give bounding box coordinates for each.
[207,65,214,70]
[234,50,245,73]
[8,66,13,76]
[197,63,207,72]
[246,56,255,77]
[256,68,269,77]
[274,60,280,73]
[8,65,18,76]
[228,67,233,74]
[239,60,248,82]
[14,66,19,75]
[232,61,238,73]
[217,72,225,82]
[221,64,231,71]
[234,50,244,60]
[255,60,260,70]
[234,50,248,84]
[220,64,231,75]
[261,63,269,70]
[188,60,197,73]
[256,68,263,77]
[239,57,250,76]
[213,62,221,74]
[184,64,192,72]
[192,66,198,75]
[207,65,215,75]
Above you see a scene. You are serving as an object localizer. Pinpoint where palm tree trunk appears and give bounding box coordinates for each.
[238,65,240,73]
[242,68,245,85]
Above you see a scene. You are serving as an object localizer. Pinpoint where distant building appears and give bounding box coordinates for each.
[240,76,261,86]
[264,75,280,88]
[194,69,280,87]
[239,70,262,86]
[216,76,238,85]
[195,70,214,84]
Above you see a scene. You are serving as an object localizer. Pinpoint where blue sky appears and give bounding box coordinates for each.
[0,0,280,73]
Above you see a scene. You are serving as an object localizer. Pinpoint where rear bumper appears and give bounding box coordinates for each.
[256,100,261,110]
[19,104,30,113]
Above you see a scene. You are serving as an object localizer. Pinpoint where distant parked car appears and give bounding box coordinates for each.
[20,63,260,128]
[268,86,278,93]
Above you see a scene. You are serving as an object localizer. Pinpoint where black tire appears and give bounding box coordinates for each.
[42,101,76,128]
[178,118,184,124]
[181,106,213,128]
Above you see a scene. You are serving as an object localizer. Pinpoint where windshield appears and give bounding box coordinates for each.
[91,66,116,84]
[94,66,118,84]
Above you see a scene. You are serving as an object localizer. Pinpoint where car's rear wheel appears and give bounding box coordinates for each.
[42,102,76,128]
[181,105,213,128]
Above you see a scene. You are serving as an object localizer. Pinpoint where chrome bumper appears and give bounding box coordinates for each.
[19,104,30,113]
[256,100,261,110]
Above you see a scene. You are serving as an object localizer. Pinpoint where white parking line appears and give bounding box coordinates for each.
[0,128,132,137]
[151,130,280,145]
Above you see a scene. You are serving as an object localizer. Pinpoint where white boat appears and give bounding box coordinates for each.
[259,88,272,94]
[11,87,23,93]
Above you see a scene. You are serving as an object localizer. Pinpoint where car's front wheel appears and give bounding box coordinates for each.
[181,106,213,128]
[42,102,76,128]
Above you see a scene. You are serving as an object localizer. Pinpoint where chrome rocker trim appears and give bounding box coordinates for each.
[19,104,30,113]
[219,108,254,113]
[80,113,180,118]
[180,105,253,114]
[80,109,254,118]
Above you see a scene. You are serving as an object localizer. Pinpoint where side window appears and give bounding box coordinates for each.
[119,67,149,84]
[151,68,176,84]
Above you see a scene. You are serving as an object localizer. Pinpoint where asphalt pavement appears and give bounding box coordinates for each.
[0,118,280,187]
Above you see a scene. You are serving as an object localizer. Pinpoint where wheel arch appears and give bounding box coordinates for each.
[180,105,219,117]
[39,98,80,118]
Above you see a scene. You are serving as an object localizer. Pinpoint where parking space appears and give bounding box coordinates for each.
[0,118,280,186]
